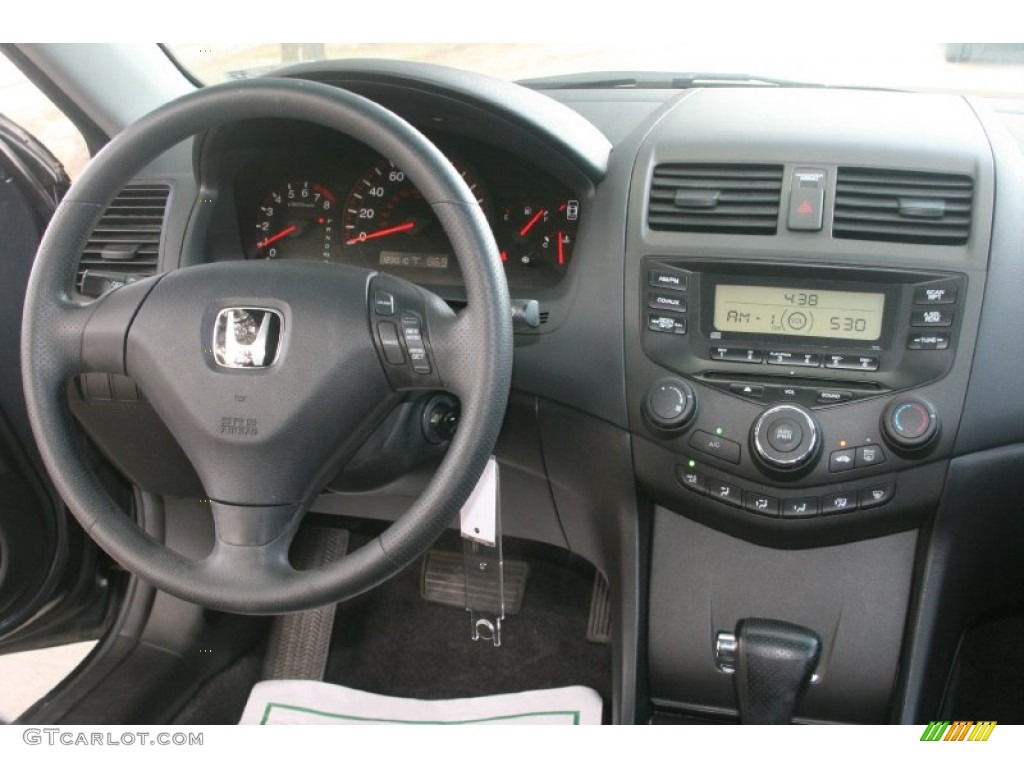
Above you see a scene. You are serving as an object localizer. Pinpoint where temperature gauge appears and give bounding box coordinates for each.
[500,199,580,285]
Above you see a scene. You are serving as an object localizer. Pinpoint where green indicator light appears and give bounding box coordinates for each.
[715,427,723,436]
[688,459,696,468]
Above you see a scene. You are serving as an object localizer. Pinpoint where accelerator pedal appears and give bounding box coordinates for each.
[262,527,349,681]
[420,549,529,615]
[587,572,612,644]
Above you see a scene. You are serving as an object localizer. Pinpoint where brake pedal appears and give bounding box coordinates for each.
[420,549,529,614]
[263,527,349,681]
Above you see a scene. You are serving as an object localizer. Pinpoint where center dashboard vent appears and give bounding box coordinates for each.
[833,168,972,246]
[77,183,170,297]
[648,164,783,235]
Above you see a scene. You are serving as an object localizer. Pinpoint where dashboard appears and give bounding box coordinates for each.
[207,120,581,289]
[69,59,1024,726]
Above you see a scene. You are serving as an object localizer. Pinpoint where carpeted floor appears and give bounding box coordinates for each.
[949,611,1024,723]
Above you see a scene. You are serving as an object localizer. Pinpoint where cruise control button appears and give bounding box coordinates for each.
[766,350,821,367]
[816,389,853,404]
[911,309,953,327]
[648,314,687,335]
[855,444,886,467]
[907,332,949,350]
[860,484,894,509]
[708,480,743,508]
[400,313,431,374]
[675,467,707,494]
[824,354,879,371]
[914,285,957,305]
[648,292,687,312]
[710,347,763,364]
[649,269,687,291]
[744,492,780,517]
[828,448,856,472]
[821,491,859,515]
[688,430,741,464]
[781,497,819,518]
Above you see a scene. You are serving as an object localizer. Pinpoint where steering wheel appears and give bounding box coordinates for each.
[21,79,513,614]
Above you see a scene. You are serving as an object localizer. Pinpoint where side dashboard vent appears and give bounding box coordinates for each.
[77,183,170,297]
[648,164,783,235]
[834,168,972,246]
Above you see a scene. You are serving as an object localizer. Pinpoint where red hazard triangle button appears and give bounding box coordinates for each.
[797,200,814,214]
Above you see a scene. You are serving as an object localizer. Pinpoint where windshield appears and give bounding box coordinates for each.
[165,42,1024,98]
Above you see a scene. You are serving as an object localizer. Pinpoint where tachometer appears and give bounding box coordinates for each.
[254,180,338,261]
[342,157,489,280]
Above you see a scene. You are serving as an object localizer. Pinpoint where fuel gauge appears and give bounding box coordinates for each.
[500,199,579,285]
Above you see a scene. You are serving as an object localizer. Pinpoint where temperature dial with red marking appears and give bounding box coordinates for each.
[882,398,939,450]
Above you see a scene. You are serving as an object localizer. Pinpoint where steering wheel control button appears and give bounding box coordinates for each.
[744,492,780,517]
[644,378,697,431]
[374,291,396,315]
[648,314,687,335]
[860,484,895,509]
[914,285,957,305]
[828,448,856,472]
[816,389,853,405]
[708,480,743,508]
[766,417,803,453]
[751,404,820,472]
[710,347,763,364]
[821,491,859,516]
[907,332,950,350]
[767,350,821,368]
[649,269,687,291]
[855,444,886,467]
[782,497,819,518]
[648,292,687,312]
[675,466,707,494]
[400,312,431,374]
[882,397,938,449]
[376,322,405,365]
[689,430,741,465]
[911,309,954,327]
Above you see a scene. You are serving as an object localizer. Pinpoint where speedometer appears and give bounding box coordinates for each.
[342,157,489,280]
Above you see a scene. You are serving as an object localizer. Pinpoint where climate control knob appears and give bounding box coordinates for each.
[882,397,938,450]
[643,378,697,432]
[751,404,821,472]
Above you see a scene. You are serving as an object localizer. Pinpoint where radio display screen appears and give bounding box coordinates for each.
[713,284,885,341]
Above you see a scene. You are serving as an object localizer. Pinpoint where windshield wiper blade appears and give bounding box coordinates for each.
[518,70,823,90]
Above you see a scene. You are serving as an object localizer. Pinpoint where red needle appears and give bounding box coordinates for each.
[256,225,297,249]
[557,231,565,266]
[519,209,547,237]
[346,221,415,245]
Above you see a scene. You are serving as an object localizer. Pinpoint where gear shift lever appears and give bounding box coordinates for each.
[719,618,822,724]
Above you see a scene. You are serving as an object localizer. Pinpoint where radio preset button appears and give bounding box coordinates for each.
[767,350,821,367]
[710,347,763,364]
[911,309,953,327]
[649,269,687,291]
[914,285,957,305]
[907,332,949,350]
[648,292,687,312]
[689,430,742,464]
[824,354,879,371]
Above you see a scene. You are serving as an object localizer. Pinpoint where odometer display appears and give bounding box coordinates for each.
[714,284,885,341]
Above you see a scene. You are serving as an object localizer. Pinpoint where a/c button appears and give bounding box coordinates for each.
[688,430,741,465]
